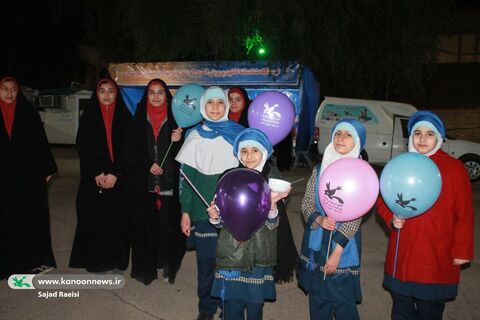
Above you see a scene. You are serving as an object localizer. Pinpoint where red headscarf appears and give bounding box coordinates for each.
[97,79,117,162]
[146,80,168,141]
[0,77,19,138]
[228,87,246,123]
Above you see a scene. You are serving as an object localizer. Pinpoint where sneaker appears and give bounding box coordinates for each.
[30,265,54,274]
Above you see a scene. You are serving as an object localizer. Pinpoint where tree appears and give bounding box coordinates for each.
[2,0,454,95]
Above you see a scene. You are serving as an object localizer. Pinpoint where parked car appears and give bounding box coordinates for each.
[313,96,480,182]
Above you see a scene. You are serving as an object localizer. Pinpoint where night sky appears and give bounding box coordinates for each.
[1,0,478,95]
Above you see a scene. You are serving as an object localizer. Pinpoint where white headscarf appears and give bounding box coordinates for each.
[175,86,239,175]
[319,122,361,177]
[199,86,230,122]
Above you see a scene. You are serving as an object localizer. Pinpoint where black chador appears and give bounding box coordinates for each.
[125,79,186,285]
[69,79,132,272]
[0,79,57,278]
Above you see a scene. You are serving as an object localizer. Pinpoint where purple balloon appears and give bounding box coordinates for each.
[215,168,271,242]
[248,91,295,145]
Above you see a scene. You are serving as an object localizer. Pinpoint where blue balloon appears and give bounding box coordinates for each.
[380,152,442,219]
[172,83,205,128]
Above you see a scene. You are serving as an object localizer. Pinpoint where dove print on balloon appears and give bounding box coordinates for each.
[318,158,379,222]
[171,83,205,128]
[248,91,295,145]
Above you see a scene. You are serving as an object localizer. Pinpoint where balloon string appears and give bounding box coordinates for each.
[323,230,333,280]
[159,141,174,168]
[289,178,305,185]
[179,168,210,208]
[393,228,401,278]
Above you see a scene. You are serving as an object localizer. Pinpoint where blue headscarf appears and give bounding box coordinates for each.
[407,111,445,157]
[330,118,367,152]
[233,128,273,171]
[233,128,273,158]
[407,111,445,139]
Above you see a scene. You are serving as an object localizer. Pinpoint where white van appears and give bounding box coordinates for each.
[313,96,480,182]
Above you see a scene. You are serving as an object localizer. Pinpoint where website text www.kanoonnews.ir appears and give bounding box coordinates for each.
[8,274,125,299]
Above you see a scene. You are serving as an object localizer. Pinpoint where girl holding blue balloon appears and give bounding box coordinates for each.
[377,111,474,320]
[298,118,366,320]
[176,86,244,320]
[207,128,291,320]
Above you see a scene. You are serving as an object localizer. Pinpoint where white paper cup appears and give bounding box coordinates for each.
[268,178,291,192]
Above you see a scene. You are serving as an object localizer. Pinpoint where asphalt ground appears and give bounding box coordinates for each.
[1,147,479,320]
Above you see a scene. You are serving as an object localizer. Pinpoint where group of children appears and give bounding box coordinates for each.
[297,112,473,320]
[0,75,474,320]
[175,85,473,320]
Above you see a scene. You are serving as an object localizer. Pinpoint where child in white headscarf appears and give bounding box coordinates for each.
[377,111,473,319]
[207,128,290,320]
[176,86,244,320]
[299,118,366,320]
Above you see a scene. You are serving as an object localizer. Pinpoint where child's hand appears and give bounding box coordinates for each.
[453,258,470,266]
[271,187,291,205]
[392,215,405,229]
[181,213,191,236]
[315,216,336,231]
[207,201,220,220]
[150,163,164,176]
[324,245,343,274]
[171,127,183,142]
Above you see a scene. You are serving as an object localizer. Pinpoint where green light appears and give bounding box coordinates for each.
[245,29,267,57]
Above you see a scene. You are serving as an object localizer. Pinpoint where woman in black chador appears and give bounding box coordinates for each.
[69,78,132,272]
[0,76,57,278]
[125,79,185,285]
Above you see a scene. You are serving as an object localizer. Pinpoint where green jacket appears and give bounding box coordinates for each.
[216,224,277,272]
[179,164,219,222]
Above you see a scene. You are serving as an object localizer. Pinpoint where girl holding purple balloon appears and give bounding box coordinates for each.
[176,86,244,320]
[207,128,291,320]
[377,111,474,320]
[298,118,366,320]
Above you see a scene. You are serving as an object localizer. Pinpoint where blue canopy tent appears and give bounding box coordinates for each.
[109,61,319,164]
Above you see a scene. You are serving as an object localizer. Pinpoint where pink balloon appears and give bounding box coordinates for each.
[318,158,379,222]
[247,91,295,145]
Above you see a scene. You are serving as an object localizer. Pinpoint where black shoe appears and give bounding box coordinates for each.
[162,265,176,284]
[162,265,169,279]
[197,313,214,320]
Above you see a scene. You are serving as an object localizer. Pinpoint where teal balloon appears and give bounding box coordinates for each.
[172,83,205,128]
[380,152,442,219]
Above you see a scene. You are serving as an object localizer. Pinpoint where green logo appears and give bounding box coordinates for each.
[8,274,35,289]
[13,276,31,288]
